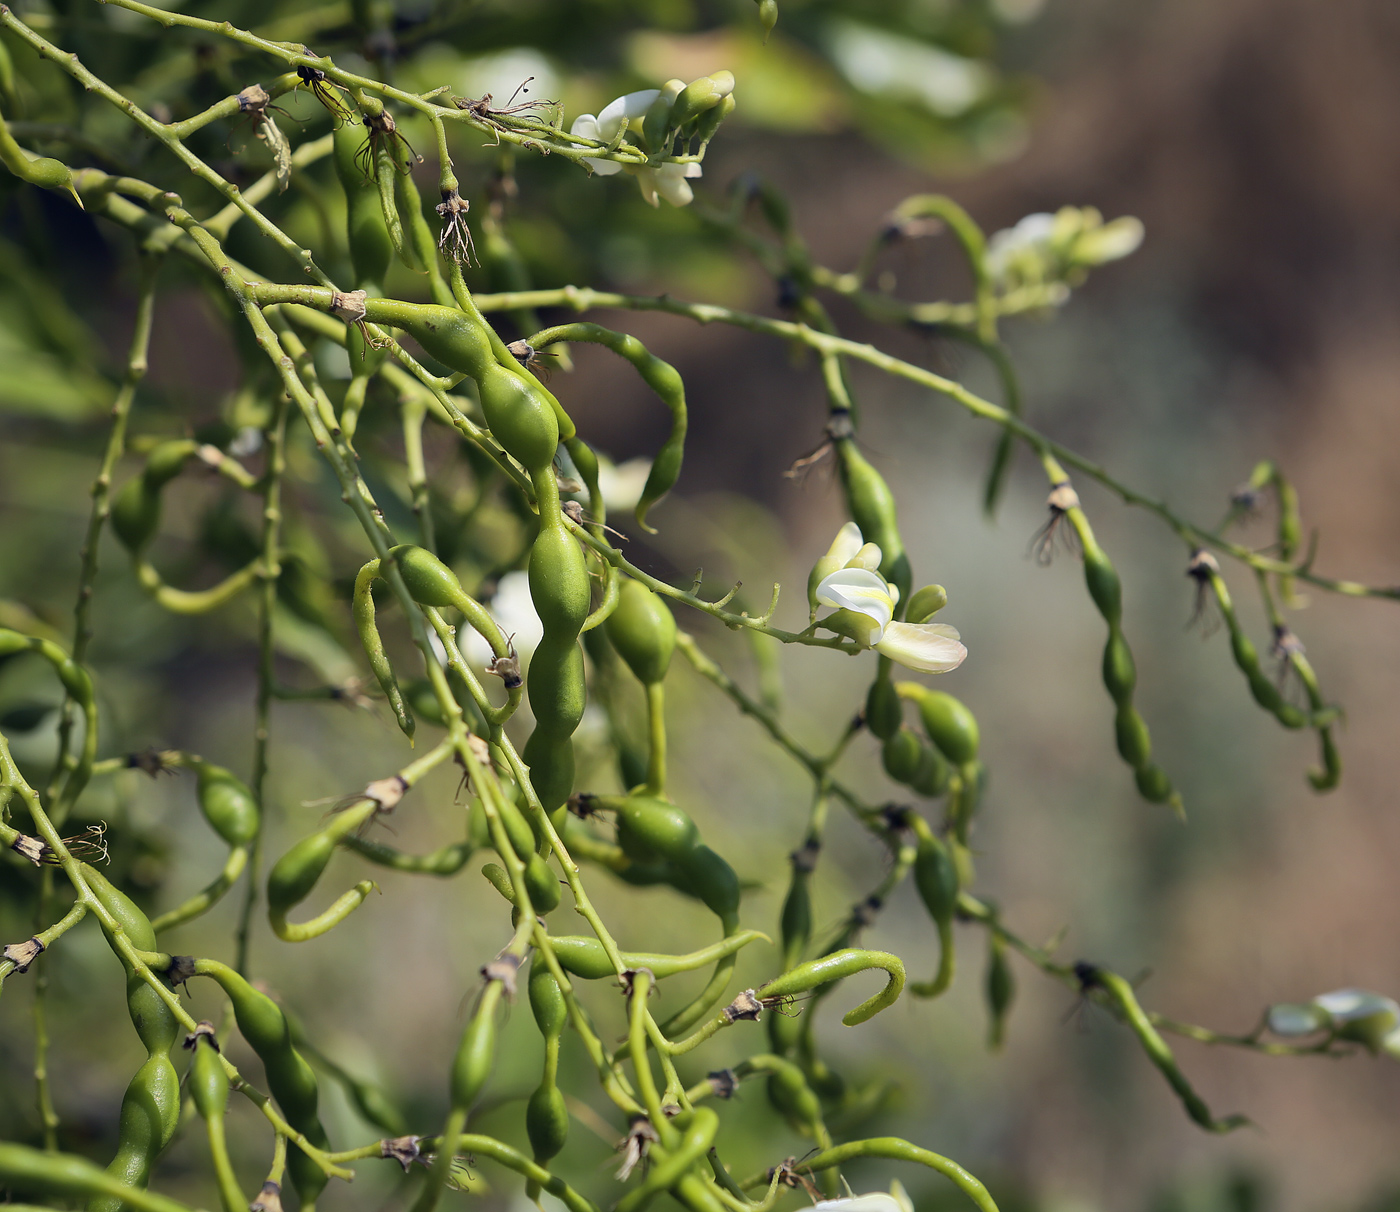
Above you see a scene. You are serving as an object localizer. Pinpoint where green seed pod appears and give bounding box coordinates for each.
[450,984,500,1109]
[390,543,465,609]
[144,439,198,485]
[758,0,778,39]
[836,438,911,606]
[524,852,562,913]
[642,79,685,153]
[195,762,260,847]
[1083,546,1122,627]
[496,796,540,860]
[267,831,337,920]
[780,861,813,970]
[766,995,804,1055]
[1101,633,1137,703]
[864,675,902,741]
[674,844,740,924]
[92,1055,180,1211]
[1134,763,1174,803]
[529,525,589,635]
[906,584,949,624]
[111,477,162,552]
[1114,705,1152,769]
[607,794,700,864]
[526,638,587,737]
[910,744,951,798]
[882,728,922,785]
[605,579,677,686]
[526,1079,569,1161]
[367,299,494,380]
[985,934,1015,1050]
[913,828,958,926]
[528,962,567,1039]
[914,690,980,765]
[186,1031,229,1122]
[481,366,560,471]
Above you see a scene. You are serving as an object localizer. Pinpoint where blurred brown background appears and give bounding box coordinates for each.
[3,0,1399,1210]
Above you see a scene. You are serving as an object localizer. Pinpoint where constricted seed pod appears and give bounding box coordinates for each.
[882,728,922,785]
[864,675,902,741]
[914,689,980,765]
[605,579,677,686]
[195,762,260,847]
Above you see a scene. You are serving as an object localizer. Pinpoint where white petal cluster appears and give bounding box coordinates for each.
[985,205,1145,293]
[1267,987,1400,1056]
[569,89,702,207]
[812,524,967,675]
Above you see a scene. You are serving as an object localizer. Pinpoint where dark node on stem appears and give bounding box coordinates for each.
[567,792,603,821]
[854,894,882,929]
[619,967,656,997]
[724,988,764,1022]
[355,108,422,175]
[707,1068,739,1099]
[790,837,821,873]
[775,275,801,311]
[436,189,477,266]
[1185,549,1222,635]
[482,951,522,998]
[1073,960,1101,991]
[452,79,561,145]
[561,500,585,525]
[825,408,855,442]
[615,1115,659,1181]
[237,83,271,115]
[3,936,45,974]
[183,1020,219,1050]
[330,289,368,324]
[1029,482,1082,566]
[880,803,913,833]
[250,1180,284,1212]
[164,954,198,991]
[380,1135,423,1172]
[128,746,180,777]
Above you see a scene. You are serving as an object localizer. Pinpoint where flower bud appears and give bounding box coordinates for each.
[906,585,948,624]
[693,93,736,146]
[642,79,685,153]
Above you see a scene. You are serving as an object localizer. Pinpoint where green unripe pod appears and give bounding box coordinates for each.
[524,852,562,913]
[609,794,699,863]
[911,744,951,797]
[267,832,337,918]
[111,477,161,552]
[82,865,158,952]
[864,676,902,741]
[906,584,948,624]
[96,1055,180,1207]
[187,1031,229,1121]
[1101,632,1136,703]
[882,728,922,785]
[985,934,1014,1050]
[780,867,812,970]
[1114,705,1152,769]
[916,690,980,765]
[913,829,958,925]
[766,997,804,1055]
[758,0,778,38]
[496,796,540,860]
[525,639,586,735]
[529,525,590,635]
[195,762,260,846]
[145,440,198,485]
[605,579,677,685]
[528,963,567,1039]
[1135,764,1174,803]
[450,986,500,1109]
[481,366,559,471]
[526,1081,569,1161]
[390,543,464,608]
[674,844,740,923]
[1083,547,1122,626]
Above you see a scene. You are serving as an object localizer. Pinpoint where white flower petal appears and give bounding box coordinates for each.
[654,163,694,207]
[571,113,623,175]
[1313,989,1400,1024]
[1267,1002,1329,1037]
[816,568,894,638]
[634,167,661,207]
[825,522,864,566]
[682,162,703,178]
[875,620,967,674]
[597,89,660,141]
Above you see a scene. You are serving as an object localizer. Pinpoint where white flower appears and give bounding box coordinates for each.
[812,527,967,675]
[985,212,1056,282]
[634,161,703,208]
[460,571,544,673]
[570,90,702,206]
[1270,988,1400,1056]
[811,1181,914,1212]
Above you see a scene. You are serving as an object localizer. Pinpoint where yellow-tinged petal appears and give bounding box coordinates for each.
[875,621,967,674]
